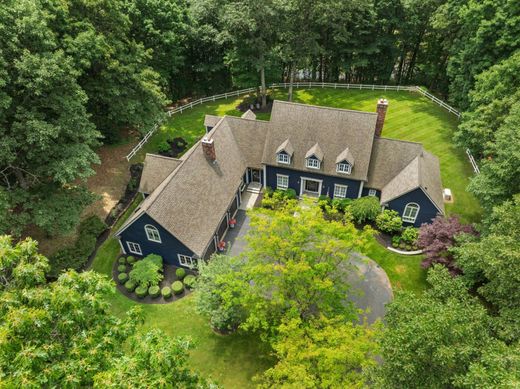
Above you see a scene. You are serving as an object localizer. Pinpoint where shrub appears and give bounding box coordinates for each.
[157,140,171,153]
[148,285,160,298]
[127,256,137,264]
[124,279,137,292]
[401,227,419,245]
[184,274,196,289]
[263,186,274,197]
[78,215,107,237]
[262,189,298,210]
[135,285,148,298]
[376,210,403,234]
[399,242,406,250]
[392,235,401,246]
[175,268,186,280]
[117,264,127,273]
[285,188,297,199]
[129,254,163,288]
[331,198,352,213]
[161,287,172,298]
[406,245,412,251]
[350,196,381,224]
[392,242,399,248]
[172,281,184,295]
[117,272,128,284]
[118,257,127,265]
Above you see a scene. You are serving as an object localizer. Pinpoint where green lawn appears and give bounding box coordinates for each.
[91,86,482,386]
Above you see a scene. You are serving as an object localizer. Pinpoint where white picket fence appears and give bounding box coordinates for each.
[126,82,477,172]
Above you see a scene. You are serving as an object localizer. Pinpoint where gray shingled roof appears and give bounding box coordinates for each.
[336,147,355,165]
[380,151,444,213]
[241,109,256,120]
[263,101,377,181]
[139,154,182,194]
[305,143,324,160]
[204,114,221,128]
[223,116,269,169]
[276,138,295,156]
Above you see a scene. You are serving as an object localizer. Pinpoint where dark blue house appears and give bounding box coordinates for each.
[116,100,444,269]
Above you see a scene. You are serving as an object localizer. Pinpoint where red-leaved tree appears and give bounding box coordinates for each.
[418,216,476,274]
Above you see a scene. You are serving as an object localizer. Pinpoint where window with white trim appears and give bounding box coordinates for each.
[368,189,377,197]
[277,174,289,190]
[127,242,142,255]
[277,153,290,164]
[178,254,198,268]
[333,184,348,199]
[306,157,321,169]
[336,162,352,174]
[145,224,161,243]
[402,203,420,223]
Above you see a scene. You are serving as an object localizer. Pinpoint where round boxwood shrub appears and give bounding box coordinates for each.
[124,279,137,292]
[127,256,136,265]
[161,286,172,298]
[117,264,126,272]
[117,272,128,284]
[184,274,196,289]
[148,285,160,298]
[118,257,127,265]
[175,268,186,280]
[171,281,184,295]
[135,285,148,298]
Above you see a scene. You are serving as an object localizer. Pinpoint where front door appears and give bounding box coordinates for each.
[302,178,321,196]
[251,169,261,183]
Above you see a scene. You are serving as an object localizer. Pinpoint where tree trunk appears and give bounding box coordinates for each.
[260,61,267,109]
[13,168,28,190]
[288,63,295,102]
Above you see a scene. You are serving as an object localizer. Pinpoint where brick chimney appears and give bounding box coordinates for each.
[375,98,388,137]
[201,137,216,161]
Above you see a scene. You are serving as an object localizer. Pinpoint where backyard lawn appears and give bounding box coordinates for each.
[91,86,481,387]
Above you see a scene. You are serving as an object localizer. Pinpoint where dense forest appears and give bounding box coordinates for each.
[0,0,519,387]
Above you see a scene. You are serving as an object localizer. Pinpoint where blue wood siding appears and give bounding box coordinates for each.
[386,188,441,227]
[119,213,194,266]
[266,165,362,199]
[362,187,381,198]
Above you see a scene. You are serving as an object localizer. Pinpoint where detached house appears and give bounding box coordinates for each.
[116,100,444,268]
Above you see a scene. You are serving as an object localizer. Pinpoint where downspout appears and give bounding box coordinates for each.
[357,181,364,198]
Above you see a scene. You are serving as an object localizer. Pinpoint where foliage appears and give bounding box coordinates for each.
[172,280,184,295]
[148,285,160,298]
[257,317,379,388]
[350,196,381,224]
[195,254,247,332]
[118,264,127,273]
[401,227,419,246]
[261,188,298,210]
[127,256,137,264]
[129,254,163,288]
[375,210,403,234]
[161,286,172,298]
[48,215,106,279]
[176,267,186,280]
[125,279,138,292]
[118,257,127,265]
[135,285,148,298]
[417,215,475,274]
[118,273,129,284]
[184,274,196,289]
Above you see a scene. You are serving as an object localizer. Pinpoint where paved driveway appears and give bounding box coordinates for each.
[226,211,393,323]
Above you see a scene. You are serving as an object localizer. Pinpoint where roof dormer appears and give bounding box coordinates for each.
[305,143,323,170]
[276,138,294,164]
[336,147,354,174]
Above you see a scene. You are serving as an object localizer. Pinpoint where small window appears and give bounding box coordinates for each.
[402,203,420,223]
[333,184,348,199]
[368,189,377,197]
[178,254,197,269]
[306,157,321,169]
[277,174,289,190]
[336,162,352,174]
[145,224,161,243]
[277,153,290,164]
[127,242,142,255]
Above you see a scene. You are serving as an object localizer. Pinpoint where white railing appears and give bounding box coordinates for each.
[126,82,477,172]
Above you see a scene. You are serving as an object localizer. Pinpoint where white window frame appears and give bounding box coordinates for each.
[402,203,420,223]
[276,174,289,190]
[178,254,198,269]
[145,224,161,243]
[336,162,352,174]
[127,241,142,255]
[368,189,377,197]
[277,153,290,164]
[306,157,321,169]
[333,184,348,199]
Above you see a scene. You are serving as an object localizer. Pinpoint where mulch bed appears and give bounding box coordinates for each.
[236,95,273,114]
[112,256,194,305]
[158,137,188,158]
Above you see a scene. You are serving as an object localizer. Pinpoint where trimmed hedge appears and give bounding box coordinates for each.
[161,287,172,298]
[172,281,184,295]
[175,268,186,280]
[124,279,137,292]
[48,216,106,279]
[118,257,127,265]
[135,285,148,298]
[117,272,128,284]
[117,264,127,273]
[127,256,137,265]
[184,274,196,289]
[148,285,160,298]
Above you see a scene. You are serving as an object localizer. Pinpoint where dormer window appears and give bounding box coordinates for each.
[277,152,290,164]
[336,162,352,174]
[306,157,321,169]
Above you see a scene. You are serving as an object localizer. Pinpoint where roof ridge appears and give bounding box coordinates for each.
[272,100,378,116]
[376,137,423,146]
[223,114,271,123]
[145,153,183,162]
